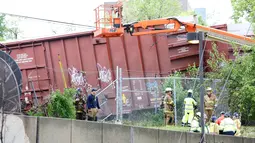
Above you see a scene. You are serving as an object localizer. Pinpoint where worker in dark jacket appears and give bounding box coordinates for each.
[87,88,100,121]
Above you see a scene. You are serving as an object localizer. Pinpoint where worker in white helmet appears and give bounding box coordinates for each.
[164,87,175,126]
[182,89,197,127]
[190,112,209,133]
[204,87,217,123]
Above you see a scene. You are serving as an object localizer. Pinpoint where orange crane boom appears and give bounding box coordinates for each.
[122,18,255,46]
[93,2,254,47]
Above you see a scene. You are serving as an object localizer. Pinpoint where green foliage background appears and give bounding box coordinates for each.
[122,0,194,23]
[205,42,255,124]
[28,88,76,119]
[0,14,8,41]
[231,0,255,24]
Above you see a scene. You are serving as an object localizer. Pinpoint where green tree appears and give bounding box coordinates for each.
[206,42,255,123]
[0,14,21,40]
[231,0,255,23]
[197,15,207,26]
[4,16,23,40]
[122,0,193,23]
[0,14,8,41]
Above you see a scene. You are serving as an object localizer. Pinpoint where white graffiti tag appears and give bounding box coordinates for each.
[97,63,112,83]
[68,67,89,87]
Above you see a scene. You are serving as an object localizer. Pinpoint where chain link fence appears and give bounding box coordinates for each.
[96,68,229,126]
[118,77,228,126]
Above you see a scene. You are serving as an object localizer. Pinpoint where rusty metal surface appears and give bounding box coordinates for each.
[3,24,229,115]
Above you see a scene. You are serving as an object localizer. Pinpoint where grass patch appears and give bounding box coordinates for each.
[121,109,255,138]
[241,126,255,138]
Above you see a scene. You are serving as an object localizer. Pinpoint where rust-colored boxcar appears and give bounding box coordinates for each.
[4,24,231,115]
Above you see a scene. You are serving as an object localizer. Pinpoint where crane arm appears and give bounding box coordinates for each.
[123,18,184,36]
[123,18,255,46]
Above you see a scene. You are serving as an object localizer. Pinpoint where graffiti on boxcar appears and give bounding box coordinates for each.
[68,66,91,89]
[146,81,158,92]
[97,63,112,83]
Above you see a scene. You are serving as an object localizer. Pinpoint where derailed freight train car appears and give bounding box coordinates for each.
[3,24,231,116]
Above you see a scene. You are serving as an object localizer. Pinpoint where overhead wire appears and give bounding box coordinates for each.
[0,12,96,28]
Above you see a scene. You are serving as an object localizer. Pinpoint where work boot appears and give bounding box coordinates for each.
[87,116,94,121]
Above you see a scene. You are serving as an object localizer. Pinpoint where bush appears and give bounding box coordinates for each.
[28,88,76,119]
[47,88,76,119]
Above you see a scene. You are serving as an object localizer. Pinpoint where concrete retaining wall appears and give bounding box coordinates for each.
[16,115,255,143]
[72,120,103,143]
[38,117,72,143]
[103,123,131,143]
[132,127,158,143]
[18,115,38,143]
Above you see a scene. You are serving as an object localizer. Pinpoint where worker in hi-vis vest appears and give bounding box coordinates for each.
[219,112,237,136]
[190,112,209,133]
[182,89,197,127]
[233,112,241,136]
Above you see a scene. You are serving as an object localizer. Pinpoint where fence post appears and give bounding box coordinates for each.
[119,68,123,123]
[154,90,157,114]
[115,66,119,123]
[154,79,158,114]
[173,78,177,125]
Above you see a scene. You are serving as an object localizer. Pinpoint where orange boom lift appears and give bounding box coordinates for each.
[93,1,255,46]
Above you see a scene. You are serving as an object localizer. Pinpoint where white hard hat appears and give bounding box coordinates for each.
[188,89,193,93]
[165,88,172,92]
[206,87,212,91]
[196,112,201,117]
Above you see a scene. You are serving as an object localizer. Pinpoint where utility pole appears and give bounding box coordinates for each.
[199,31,205,142]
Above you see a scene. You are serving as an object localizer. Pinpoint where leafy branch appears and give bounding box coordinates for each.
[28,88,76,119]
